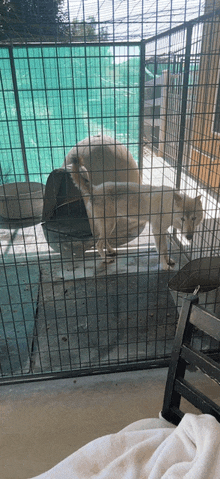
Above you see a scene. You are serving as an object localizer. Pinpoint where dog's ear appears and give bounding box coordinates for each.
[72,156,84,166]
[78,156,85,167]
[80,165,90,182]
[174,192,183,207]
[195,195,202,203]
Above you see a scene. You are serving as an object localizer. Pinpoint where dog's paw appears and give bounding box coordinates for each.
[167,258,175,267]
[161,263,171,271]
[107,249,117,257]
[161,258,175,270]
[103,256,115,264]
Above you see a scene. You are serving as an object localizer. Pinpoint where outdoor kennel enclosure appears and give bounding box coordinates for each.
[0,0,220,384]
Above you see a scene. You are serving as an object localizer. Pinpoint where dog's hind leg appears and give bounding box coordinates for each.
[96,239,116,263]
[96,219,116,263]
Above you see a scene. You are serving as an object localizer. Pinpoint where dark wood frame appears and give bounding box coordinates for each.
[162,295,220,425]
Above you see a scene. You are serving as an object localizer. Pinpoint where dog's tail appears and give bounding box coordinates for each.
[71,156,91,195]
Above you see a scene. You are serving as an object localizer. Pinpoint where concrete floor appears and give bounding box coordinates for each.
[1,367,220,479]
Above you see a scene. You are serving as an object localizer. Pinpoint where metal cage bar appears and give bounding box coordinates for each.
[0,2,220,384]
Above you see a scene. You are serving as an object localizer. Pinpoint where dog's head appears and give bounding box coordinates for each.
[172,192,203,241]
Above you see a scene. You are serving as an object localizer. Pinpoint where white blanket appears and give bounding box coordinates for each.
[31,414,220,479]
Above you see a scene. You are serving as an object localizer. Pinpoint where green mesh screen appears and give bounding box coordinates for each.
[0,45,140,184]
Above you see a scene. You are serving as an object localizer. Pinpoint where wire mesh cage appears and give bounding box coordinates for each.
[0,0,220,383]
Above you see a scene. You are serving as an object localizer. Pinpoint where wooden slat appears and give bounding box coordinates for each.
[175,377,220,420]
[190,305,220,342]
[181,345,220,384]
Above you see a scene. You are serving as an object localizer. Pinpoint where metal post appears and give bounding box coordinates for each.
[158,69,168,158]
[176,25,193,189]
[138,40,146,175]
[8,46,29,181]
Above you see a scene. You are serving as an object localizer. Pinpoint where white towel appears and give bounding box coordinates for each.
[31,413,220,479]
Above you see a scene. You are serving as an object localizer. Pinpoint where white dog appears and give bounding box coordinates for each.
[71,156,203,270]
